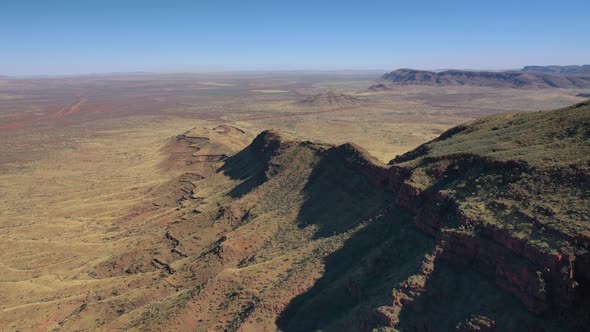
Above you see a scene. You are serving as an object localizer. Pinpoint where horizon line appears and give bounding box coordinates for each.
[3,64,589,78]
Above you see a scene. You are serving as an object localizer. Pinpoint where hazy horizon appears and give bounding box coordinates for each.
[7,66,590,79]
[2,0,590,76]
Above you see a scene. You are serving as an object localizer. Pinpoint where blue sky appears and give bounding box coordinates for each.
[1,0,589,75]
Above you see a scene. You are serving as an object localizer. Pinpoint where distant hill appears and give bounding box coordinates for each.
[373,68,590,89]
[521,64,590,75]
[296,91,363,107]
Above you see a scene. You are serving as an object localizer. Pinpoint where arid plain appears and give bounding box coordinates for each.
[1,72,589,331]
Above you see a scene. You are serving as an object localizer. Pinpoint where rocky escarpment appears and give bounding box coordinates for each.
[319,150,587,324]
[343,101,590,330]
[373,68,590,89]
[521,65,590,75]
[385,155,585,314]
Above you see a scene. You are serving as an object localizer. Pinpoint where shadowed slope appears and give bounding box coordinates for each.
[278,207,434,331]
[218,130,285,198]
[297,144,395,238]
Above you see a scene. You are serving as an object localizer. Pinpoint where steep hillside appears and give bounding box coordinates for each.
[30,102,590,331]
[522,65,590,75]
[382,101,590,329]
[373,68,590,89]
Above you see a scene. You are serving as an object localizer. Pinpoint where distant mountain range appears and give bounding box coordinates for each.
[373,65,590,89]
[521,64,590,75]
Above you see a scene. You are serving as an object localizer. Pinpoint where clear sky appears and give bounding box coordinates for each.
[1,0,589,75]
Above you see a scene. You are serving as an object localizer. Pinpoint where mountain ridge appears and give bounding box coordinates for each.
[373,68,590,89]
[239,101,590,330]
[521,64,590,75]
[48,101,590,331]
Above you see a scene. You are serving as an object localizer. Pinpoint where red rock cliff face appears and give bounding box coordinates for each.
[353,155,588,318]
